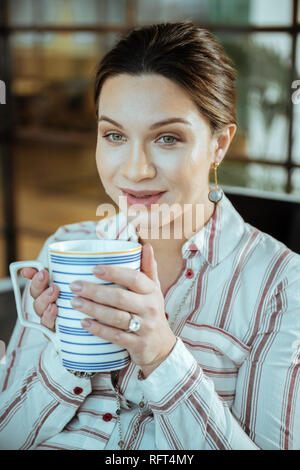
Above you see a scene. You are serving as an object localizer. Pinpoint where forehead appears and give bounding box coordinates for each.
[98,73,204,125]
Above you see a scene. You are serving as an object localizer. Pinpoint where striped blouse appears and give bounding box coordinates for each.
[1,192,300,450]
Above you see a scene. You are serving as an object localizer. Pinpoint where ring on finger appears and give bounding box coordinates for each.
[126,313,141,333]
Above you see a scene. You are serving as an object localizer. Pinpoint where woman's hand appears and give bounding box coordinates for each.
[20,267,60,334]
[69,244,177,377]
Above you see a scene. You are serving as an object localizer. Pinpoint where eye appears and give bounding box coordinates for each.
[102,132,126,143]
[157,135,179,145]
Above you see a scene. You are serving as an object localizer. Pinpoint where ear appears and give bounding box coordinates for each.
[212,124,237,165]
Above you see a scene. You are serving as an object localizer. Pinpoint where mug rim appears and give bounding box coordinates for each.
[49,239,142,255]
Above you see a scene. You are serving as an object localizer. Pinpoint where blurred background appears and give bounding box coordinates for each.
[0,0,300,342]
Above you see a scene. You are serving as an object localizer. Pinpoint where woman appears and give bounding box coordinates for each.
[1,21,300,450]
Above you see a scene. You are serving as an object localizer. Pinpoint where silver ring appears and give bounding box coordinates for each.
[126,314,141,333]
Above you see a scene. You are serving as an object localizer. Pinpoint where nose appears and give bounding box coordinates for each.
[120,141,156,182]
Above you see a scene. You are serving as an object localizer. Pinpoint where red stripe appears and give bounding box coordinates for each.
[64,425,109,442]
[0,371,37,426]
[62,226,92,234]
[164,258,187,300]
[248,249,290,345]
[116,222,128,239]
[284,362,300,449]
[182,338,223,355]
[38,356,83,407]
[2,350,17,392]
[187,323,250,353]
[36,443,79,450]
[160,415,181,449]
[116,360,135,396]
[22,401,60,449]
[149,363,202,412]
[122,411,141,447]
[202,368,237,376]
[219,230,260,329]
[132,412,153,450]
[77,409,117,421]
[188,393,230,449]
[244,281,284,438]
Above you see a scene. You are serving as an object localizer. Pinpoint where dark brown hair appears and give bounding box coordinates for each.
[94,21,237,136]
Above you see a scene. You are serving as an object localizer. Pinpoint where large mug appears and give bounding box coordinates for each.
[9,239,142,372]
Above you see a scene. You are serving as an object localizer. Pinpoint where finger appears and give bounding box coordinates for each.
[81,317,136,349]
[21,267,37,279]
[71,296,132,330]
[30,268,50,299]
[92,263,153,295]
[33,284,60,318]
[40,303,58,332]
[70,281,144,315]
[141,243,160,284]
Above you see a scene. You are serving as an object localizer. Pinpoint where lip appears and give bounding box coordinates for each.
[120,189,166,208]
[120,187,165,196]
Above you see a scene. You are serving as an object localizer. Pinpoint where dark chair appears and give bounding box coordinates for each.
[225,186,300,255]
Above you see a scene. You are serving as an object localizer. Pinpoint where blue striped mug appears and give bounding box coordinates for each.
[9,239,142,372]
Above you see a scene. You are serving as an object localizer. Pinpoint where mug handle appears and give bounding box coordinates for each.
[9,260,60,351]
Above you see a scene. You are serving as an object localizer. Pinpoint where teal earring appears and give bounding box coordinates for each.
[208,161,223,204]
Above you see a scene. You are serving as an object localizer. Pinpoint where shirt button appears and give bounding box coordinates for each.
[139,401,145,408]
[188,243,198,251]
[165,312,169,320]
[73,387,83,395]
[103,413,113,422]
[186,268,194,279]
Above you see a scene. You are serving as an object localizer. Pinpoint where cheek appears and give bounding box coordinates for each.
[173,152,210,197]
[95,142,118,178]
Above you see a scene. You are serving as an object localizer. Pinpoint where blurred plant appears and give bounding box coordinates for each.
[218,35,290,136]
[213,34,291,192]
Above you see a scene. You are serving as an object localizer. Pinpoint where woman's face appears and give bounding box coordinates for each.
[95,73,219,229]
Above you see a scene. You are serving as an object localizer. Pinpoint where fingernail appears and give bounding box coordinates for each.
[94,266,106,275]
[81,319,92,329]
[70,282,82,292]
[48,286,54,296]
[72,297,83,308]
[38,271,44,281]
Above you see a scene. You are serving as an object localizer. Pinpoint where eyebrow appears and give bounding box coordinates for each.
[98,115,192,129]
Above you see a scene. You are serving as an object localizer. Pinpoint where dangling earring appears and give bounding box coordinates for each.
[208,161,224,204]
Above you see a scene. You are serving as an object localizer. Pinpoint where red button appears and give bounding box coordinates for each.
[188,243,198,251]
[103,413,113,422]
[73,387,83,395]
[186,269,194,279]
[165,312,169,320]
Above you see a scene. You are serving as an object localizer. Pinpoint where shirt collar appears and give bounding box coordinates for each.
[95,192,245,267]
[180,193,246,266]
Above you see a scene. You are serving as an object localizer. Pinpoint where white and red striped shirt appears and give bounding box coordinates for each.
[1,192,300,450]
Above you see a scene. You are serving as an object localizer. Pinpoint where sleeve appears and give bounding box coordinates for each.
[0,226,93,450]
[138,262,300,450]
